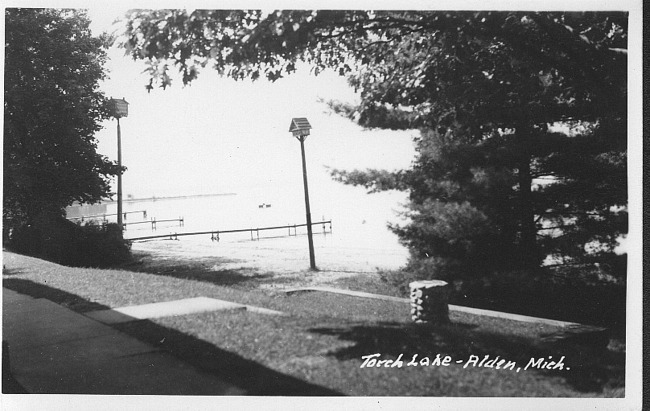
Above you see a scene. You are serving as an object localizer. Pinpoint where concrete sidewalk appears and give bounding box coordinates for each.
[2,287,245,395]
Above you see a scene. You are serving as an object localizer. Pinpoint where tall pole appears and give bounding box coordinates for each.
[299,136,316,270]
[116,117,123,231]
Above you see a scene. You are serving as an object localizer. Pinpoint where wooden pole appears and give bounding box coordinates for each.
[299,136,316,270]
[116,118,123,232]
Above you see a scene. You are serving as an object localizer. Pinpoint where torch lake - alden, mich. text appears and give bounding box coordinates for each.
[360,353,569,372]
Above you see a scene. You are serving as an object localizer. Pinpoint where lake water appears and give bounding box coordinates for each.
[71,183,411,273]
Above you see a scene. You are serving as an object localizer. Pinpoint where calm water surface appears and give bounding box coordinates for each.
[77,185,410,271]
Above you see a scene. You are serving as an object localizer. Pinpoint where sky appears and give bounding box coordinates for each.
[85,8,417,199]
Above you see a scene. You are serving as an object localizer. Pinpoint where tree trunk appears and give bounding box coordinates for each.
[517,125,538,270]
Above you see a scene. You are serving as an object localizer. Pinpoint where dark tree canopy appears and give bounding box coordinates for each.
[122,11,625,122]
[122,10,627,281]
[4,8,120,230]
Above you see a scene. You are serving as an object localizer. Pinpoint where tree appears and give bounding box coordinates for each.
[121,10,627,281]
[4,8,120,233]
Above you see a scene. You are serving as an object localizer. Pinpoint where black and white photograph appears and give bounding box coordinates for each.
[2,1,643,409]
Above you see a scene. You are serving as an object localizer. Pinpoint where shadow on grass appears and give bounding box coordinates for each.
[309,321,625,395]
[141,265,273,287]
[3,278,340,396]
[4,277,107,313]
[118,252,273,287]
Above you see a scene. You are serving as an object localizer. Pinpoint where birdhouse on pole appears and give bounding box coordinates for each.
[289,117,312,139]
[288,116,317,270]
[109,98,129,118]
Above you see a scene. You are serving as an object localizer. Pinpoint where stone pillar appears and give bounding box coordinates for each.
[410,280,450,324]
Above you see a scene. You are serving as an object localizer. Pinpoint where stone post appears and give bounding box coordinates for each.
[409,280,450,324]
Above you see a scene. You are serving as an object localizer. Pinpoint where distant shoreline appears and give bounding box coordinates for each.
[102,192,238,204]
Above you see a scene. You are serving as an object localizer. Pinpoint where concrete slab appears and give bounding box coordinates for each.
[85,297,247,324]
[3,289,246,395]
[448,303,580,327]
[4,296,118,349]
[8,334,244,395]
[281,286,581,327]
[283,286,408,303]
[82,308,139,324]
[3,287,34,304]
[95,351,245,395]
[8,332,159,390]
[85,297,286,324]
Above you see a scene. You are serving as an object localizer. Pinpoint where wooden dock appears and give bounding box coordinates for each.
[123,217,184,231]
[127,220,332,242]
[68,210,147,221]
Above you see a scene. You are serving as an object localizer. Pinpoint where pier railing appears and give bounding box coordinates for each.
[68,210,147,222]
[127,220,332,242]
[123,217,184,231]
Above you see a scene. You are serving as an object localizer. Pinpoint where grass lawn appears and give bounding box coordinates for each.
[2,250,625,397]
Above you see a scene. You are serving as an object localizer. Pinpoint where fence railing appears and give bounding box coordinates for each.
[127,220,332,242]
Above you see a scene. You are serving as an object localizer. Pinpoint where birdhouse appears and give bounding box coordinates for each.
[109,98,129,118]
[289,117,312,138]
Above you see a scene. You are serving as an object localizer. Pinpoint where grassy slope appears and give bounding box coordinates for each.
[2,251,624,397]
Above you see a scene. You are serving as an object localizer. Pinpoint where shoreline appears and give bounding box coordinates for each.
[129,236,407,291]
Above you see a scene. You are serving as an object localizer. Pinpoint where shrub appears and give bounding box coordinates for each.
[379,259,626,329]
[453,268,626,329]
[77,221,132,267]
[6,215,131,268]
